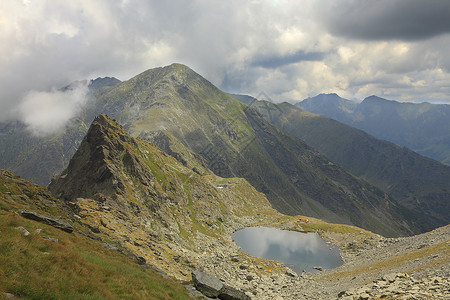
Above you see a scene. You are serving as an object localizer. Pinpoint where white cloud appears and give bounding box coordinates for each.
[17,82,89,136]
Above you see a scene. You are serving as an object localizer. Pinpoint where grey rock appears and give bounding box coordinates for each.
[42,236,59,243]
[218,285,251,300]
[192,270,223,298]
[136,256,146,265]
[285,269,297,277]
[18,210,73,233]
[15,226,30,236]
[383,273,398,283]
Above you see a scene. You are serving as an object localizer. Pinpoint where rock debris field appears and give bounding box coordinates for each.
[191,225,449,299]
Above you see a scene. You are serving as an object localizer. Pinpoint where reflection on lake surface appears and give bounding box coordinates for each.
[232,226,342,273]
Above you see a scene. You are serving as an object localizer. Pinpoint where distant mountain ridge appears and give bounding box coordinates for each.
[297,94,450,165]
[0,64,425,236]
[230,95,450,232]
[87,63,419,236]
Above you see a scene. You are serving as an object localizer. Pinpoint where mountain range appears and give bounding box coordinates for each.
[230,96,450,231]
[297,93,450,165]
[0,63,429,237]
[1,65,449,298]
[1,108,448,299]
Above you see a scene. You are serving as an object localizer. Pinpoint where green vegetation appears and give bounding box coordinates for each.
[300,217,373,236]
[0,210,190,300]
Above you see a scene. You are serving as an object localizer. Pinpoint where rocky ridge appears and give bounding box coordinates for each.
[47,114,283,281]
[46,114,449,299]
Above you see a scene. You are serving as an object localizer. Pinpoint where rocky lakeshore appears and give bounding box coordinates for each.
[188,224,449,299]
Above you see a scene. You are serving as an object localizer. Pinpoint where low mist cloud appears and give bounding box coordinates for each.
[17,82,89,137]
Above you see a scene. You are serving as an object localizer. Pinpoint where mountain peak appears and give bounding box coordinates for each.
[318,93,340,98]
[88,77,121,91]
[48,114,143,201]
[136,63,197,80]
[362,95,392,103]
[311,93,342,100]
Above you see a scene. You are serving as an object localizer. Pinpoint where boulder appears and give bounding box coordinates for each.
[42,236,59,243]
[18,210,73,233]
[192,270,250,300]
[192,270,223,298]
[218,285,251,300]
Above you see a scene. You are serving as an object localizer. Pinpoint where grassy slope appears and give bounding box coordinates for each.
[0,170,190,300]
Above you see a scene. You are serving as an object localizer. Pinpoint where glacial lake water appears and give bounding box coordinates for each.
[232,226,342,273]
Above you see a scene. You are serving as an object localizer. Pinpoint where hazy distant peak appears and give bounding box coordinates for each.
[318,93,340,98]
[88,77,121,91]
[362,95,391,103]
[305,93,347,102]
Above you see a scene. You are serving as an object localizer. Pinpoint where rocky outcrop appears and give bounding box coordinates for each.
[18,210,73,233]
[192,270,250,300]
[192,270,223,297]
[47,114,277,284]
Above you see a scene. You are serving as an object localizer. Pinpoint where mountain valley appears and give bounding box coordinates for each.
[1,114,448,299]
[231,96,450,232]
[0,64,425,237]
[0,64,449,299]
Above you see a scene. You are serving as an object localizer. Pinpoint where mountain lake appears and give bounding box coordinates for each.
[232,226,343,273]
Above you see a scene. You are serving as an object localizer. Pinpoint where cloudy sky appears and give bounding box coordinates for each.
[2,0,450,125]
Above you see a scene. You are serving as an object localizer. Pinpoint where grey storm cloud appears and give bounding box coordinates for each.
[1,0,450,130]
[323,0,450,41]
[251,50,326,69]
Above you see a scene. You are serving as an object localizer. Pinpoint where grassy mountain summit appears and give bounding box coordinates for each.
[232,97,449,231]
[297,94,450,165]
